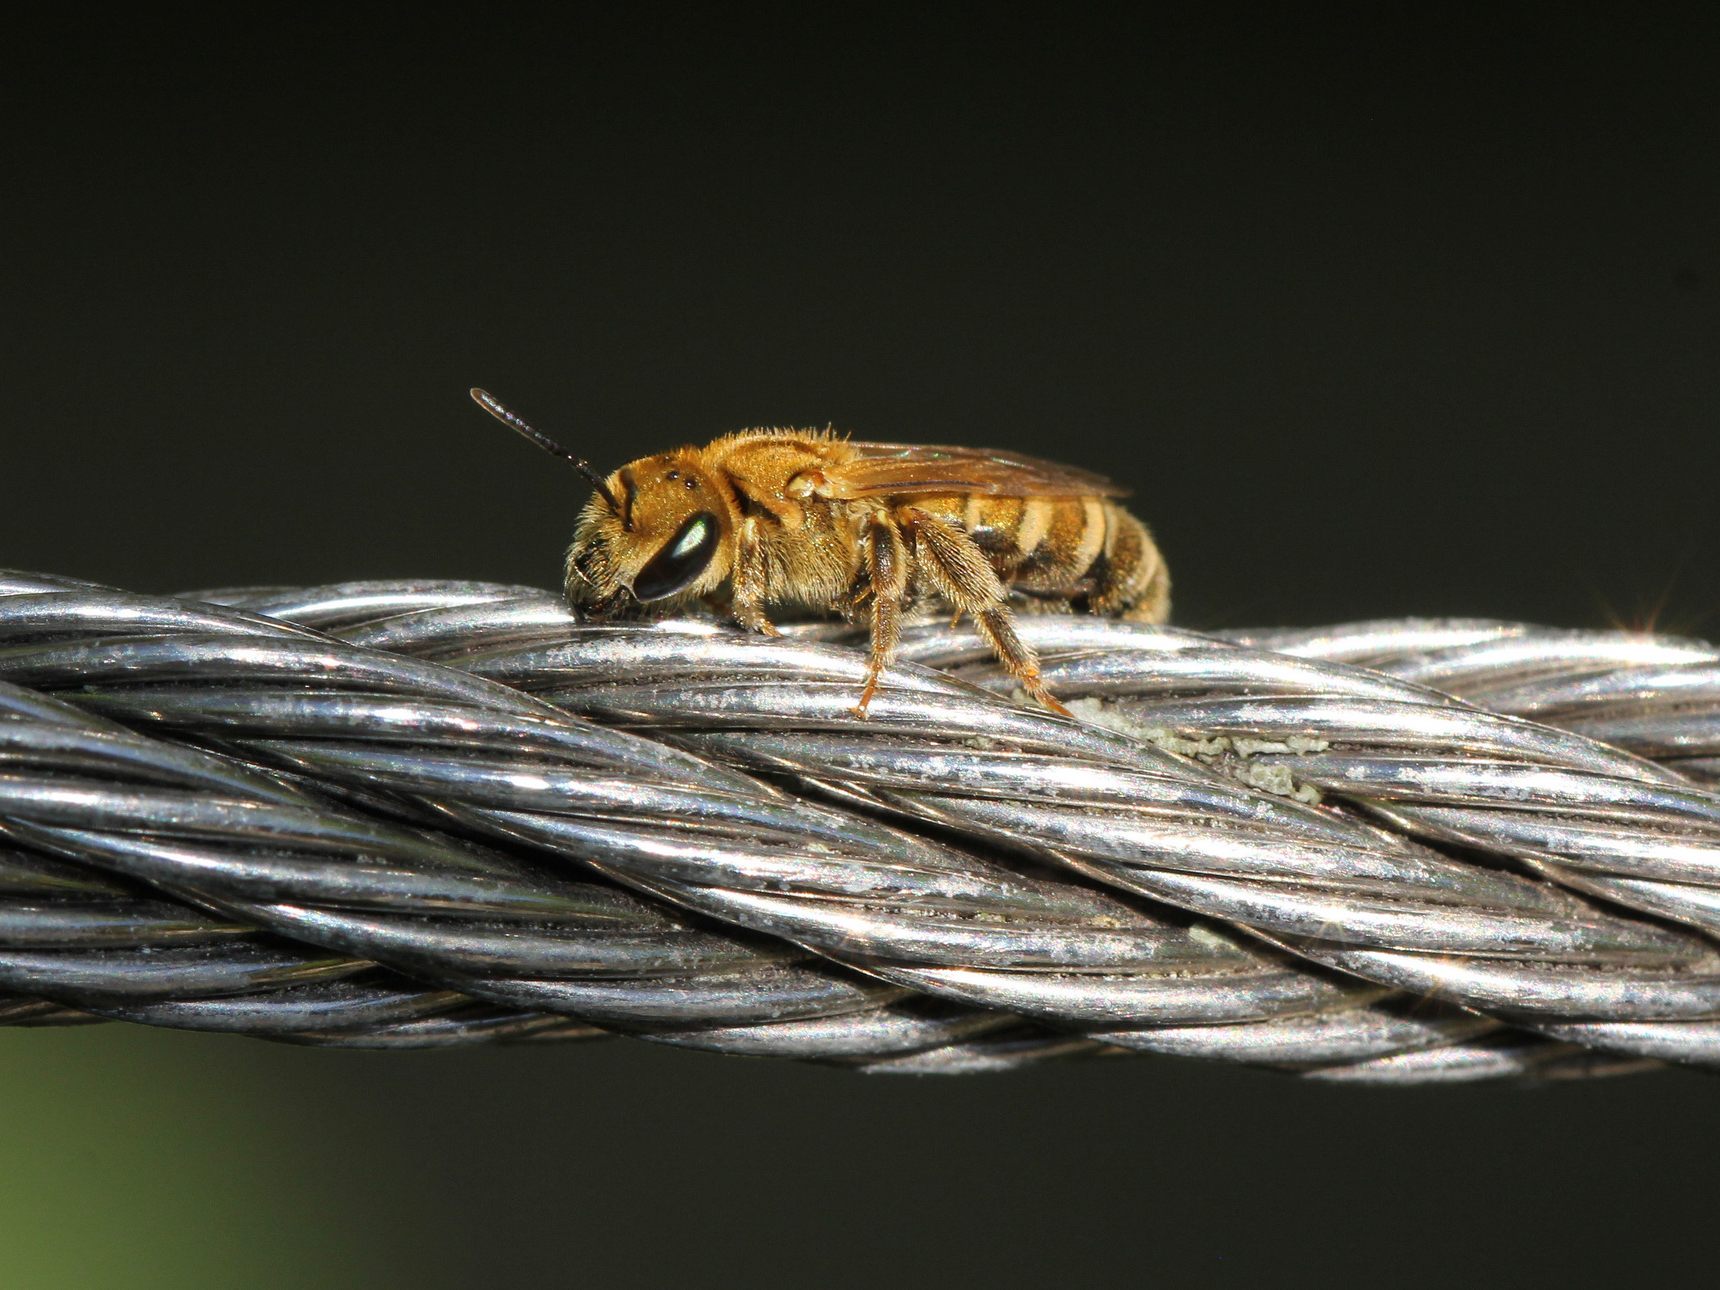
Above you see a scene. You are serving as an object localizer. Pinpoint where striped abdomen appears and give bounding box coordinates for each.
[911,493,1170,622]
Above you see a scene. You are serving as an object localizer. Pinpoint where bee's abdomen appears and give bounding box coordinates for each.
[952,494,1168,623]
[1089,504,1170,623]
[952,494,1094,580]
[900,493,1168,623]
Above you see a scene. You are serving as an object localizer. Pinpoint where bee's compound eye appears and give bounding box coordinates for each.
[632,512,721,601]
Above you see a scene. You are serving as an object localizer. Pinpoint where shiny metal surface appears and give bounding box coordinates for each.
[0,570,1716,1079]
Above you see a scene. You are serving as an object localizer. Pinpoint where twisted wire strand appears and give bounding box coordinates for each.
[207,583,1720,1071]
[184,582,1620,1077]
[293,586,1720,1070]
[0,572,1714,1080]
[0,575,1432,1073]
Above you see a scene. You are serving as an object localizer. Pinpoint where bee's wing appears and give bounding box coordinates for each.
[825,443,1129,499]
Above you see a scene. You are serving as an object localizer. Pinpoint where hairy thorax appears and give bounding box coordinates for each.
[708,433,867,612]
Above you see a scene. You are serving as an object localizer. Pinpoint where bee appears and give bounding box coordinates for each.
[471,388,1169,716]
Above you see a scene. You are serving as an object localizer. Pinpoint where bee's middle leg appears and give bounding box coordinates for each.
[898,506,1070,717]
[854,513,909,716]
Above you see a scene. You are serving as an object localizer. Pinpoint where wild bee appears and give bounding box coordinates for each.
[471,388,1169,716]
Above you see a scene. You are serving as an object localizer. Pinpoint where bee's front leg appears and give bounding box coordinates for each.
[730,516,780,637]
[854,514,909,717]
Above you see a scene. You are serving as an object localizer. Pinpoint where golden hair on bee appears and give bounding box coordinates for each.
[471,388,1169,717]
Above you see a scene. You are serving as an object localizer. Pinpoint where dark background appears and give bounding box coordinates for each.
[3,8,1716,1288]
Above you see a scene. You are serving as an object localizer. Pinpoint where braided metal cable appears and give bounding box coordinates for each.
[322,588,1720,1070]
[0,571,1715,1081]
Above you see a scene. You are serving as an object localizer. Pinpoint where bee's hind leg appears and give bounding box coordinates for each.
[854,514,909,716]
[897,506,1071,718]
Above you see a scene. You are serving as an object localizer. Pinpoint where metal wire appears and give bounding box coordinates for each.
[1,570,1716,1081]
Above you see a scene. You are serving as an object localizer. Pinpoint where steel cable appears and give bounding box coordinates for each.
[0,570,1715,1080]
[314,586,1720,1070]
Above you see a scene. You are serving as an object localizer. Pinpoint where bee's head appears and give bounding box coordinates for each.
[469,390,731,616]
[565,452,730,613]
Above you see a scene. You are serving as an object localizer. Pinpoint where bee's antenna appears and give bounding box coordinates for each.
[469,387,631,530]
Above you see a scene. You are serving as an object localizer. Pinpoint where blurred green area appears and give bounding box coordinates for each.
[0,1025,389,1289]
